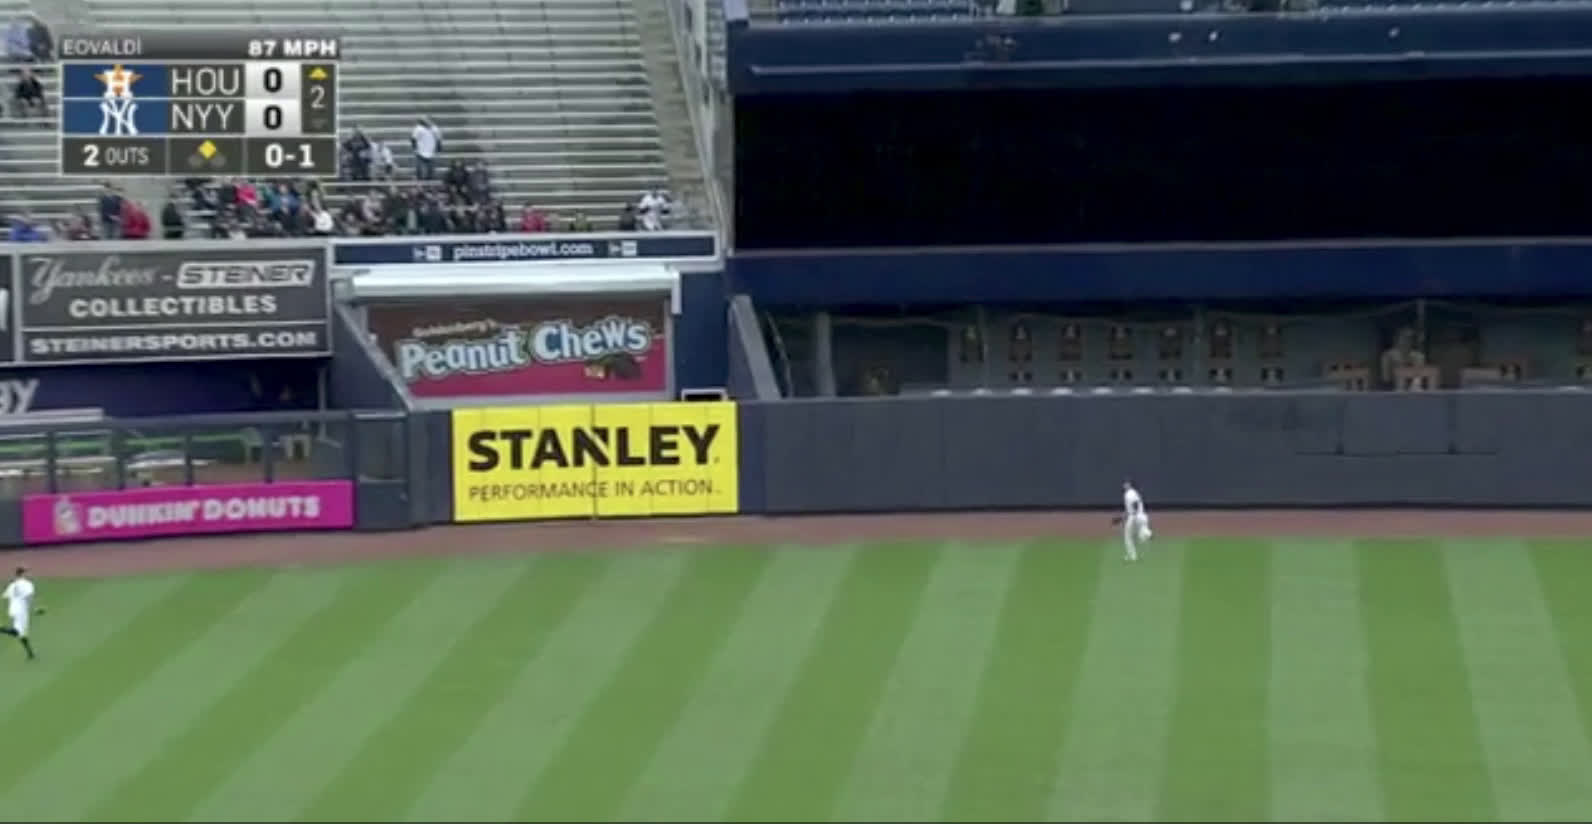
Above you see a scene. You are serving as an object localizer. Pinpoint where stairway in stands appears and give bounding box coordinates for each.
[73,0,679,230]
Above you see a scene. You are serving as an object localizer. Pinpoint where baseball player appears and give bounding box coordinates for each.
[0,567,40,660]
[1111,480,1153,561]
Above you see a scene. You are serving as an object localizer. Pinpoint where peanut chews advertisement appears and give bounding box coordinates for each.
[450,402,740,521]
[365,297,669,399]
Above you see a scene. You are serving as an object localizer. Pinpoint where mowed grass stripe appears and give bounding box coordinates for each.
[8,570,342,821]
[299,553,605,822]
[0,574,189,715]
[1359,540,1495,822]
[88,562,445,822]
[188,557,535,821]
[620,545,855,822]
[1158,539,1271,821]
[940,541,1104,822]
[1533,540,1592,822]
[0,569,273,797]
[836,543,1024,821]
[513,548,772,821]
[403,550,690,821]
[1044,542,1185,822]
[1267,541,1383,822]
[724,541,941,822]
[1450,541,1592,821]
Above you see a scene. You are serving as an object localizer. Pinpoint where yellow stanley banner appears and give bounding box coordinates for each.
[451,402,739,522]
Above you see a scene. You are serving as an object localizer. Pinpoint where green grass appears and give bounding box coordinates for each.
[5,537,1592,822]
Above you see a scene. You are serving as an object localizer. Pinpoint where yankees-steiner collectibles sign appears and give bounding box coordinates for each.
[14,246,331,364]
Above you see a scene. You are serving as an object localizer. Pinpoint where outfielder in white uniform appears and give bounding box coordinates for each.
[1,567,39,660]
[1119,481,1153,562]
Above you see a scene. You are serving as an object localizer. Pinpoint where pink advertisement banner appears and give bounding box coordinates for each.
[22,481,356,545]
[366,297,670,399]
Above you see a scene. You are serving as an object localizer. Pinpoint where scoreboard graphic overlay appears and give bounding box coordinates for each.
[57,31,340,178]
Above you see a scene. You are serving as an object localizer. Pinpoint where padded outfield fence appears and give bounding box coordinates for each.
[2,389,1590,547]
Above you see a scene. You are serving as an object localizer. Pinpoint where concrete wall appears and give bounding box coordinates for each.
[737,392,1592,512]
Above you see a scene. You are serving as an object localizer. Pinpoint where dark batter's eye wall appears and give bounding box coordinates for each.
[733,76,1592,250]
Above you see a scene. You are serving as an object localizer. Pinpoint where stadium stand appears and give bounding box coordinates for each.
[4,0,691,233]
[2,5,95,232]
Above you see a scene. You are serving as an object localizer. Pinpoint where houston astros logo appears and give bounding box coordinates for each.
[94,64,141,136]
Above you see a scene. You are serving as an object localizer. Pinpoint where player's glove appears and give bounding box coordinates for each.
[1110,516,1123,525]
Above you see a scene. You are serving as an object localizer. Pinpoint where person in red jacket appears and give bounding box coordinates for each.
[518,203,548,232]
[119,198,151,239]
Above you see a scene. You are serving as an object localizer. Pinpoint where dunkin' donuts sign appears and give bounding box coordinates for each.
[366,298,669,398]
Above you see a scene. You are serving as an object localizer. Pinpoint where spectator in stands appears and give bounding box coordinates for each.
[305,189,335,235]
[482,201,507,233]
[638,189,673,231]
[185,177,216,214]
[206,207,229,239]
[419,193,448,234]
[519,203,549,232]
[98,182,123,239]
[61,209,95,240]
[236,178,259,212]
[411,116,442,181]
[22,14,49,61]
[4,18,29,62]
[566,211,593,232]
[444,160,468,201]
[617,203,639,231]
[467,162,491,204]
[247,210,283,238]
[260,180,282,217]
[1379,327,1427,389]
[382,185,413,234]
[342,125,372,181]
[161,196,185,239]
[280,181,304,221]
[10,67,45,119]
[119,198,151,240]
[8,213,44,242]
[217,176,239,212]
[357,191,384,235]
[375,141,396,180]
[446,201,473,234]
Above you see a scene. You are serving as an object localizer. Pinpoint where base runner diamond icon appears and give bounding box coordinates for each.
[187,140,226,170]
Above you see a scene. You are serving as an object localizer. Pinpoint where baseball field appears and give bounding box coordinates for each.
[2,510,1591,822]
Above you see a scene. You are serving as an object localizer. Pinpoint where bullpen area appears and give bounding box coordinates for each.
[2,510,1590,821]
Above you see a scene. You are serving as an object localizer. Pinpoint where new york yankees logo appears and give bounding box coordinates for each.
[94,64,142,136]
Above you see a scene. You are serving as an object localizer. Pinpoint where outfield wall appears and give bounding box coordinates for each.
[417,390,1592,526]
[9,390,1592,547]
[0,410,416,547]
[733,392,1592,512]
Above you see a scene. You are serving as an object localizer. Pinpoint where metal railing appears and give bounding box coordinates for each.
[0,409,407,497]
